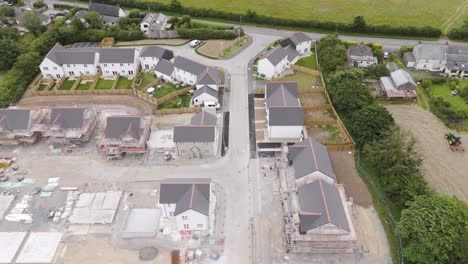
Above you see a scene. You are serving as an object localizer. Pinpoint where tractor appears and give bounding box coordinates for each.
[445,132,464,152]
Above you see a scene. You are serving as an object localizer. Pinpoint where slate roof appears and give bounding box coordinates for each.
[280,32,311,48]
[386,62,400,72]
[380,76,396,91]
[348,45,373,57]
[413,44,446,61]
[390,69,417,90]
[154,59,174,76]
[99,48,136,64]
[160,180,210,216]
[173,111,217,142]
[285,46,300,62]
[140,46,174,61]
[262,46,288,66]
[297,180,350,233]
[105,116,141,140]
[89,3,121,17]
[142,13,167,30]
[46,43,97,65]
[174,56,206,76]
[446,46,468,71]
[197,67,222,85]
[265,82,303,126]
[101,15,119,24]
[403,52,415,63]
[50,107,85,129]
[193,85,218,99]
[75,10,88,19]
[288,138,336,181]
[0,109,32,131]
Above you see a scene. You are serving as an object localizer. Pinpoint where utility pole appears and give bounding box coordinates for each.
[239,16,242,39]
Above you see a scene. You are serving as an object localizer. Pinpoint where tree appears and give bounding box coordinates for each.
[326,70,372,113]
[0,27,20,41]
[0,6,15,20]
[13,52,41,76]
[70,18,85,31]
[84,11,102,29]
[0,38,21,70]
[170,0,183,12]
[128,9,141,19]
[362,64,389,79]
[396,194,468,264]
[20,11,46,36]
[33,0,47,9]
[353,16,366,31]
[319,45,347,72]
[349,104,394,143]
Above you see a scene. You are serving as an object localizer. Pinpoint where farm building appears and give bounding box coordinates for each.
[99,114,152,155]
[0,108,45,145]
[411,44,447,72]
[347,45,377,68]
[44,106,98,144]
[380,67,417,100]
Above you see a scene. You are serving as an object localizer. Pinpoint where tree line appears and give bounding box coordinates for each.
[318,34,467,264]
[92,0,442,38]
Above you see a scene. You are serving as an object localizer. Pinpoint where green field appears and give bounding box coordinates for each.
[430,82,468,112]
[159,0,467,30]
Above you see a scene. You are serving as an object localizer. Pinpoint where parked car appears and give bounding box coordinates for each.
[189,40,201,48]
[384,52,389,59]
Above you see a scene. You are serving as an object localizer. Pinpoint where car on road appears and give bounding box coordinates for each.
[189,40,201,48]
[384,52,389,59]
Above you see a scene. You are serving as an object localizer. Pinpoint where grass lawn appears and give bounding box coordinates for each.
[416,85,430,110]
[279,71,317,87]
[58,79,76,90]
[296,53,318,70]
[154,82,181,99]
[158,94,191,109]
[76,81,93,90]
[319,124,341,141]
[158,0,465,30]
[430,83,468,112]
[116,77,133,89]
[138,73,157,90]
[37,83,48,91]
[95,79,115,90]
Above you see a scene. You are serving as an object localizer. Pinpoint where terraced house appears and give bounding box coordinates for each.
[0,108,45,145]
[99,48,140,78]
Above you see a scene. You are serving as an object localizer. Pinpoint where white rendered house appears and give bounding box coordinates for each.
[280,32,312,55]
[99,48,140,78]
[139,46,174,72]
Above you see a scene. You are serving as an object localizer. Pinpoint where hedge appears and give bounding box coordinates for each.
[177,28,236,40]
[91,0,442,38]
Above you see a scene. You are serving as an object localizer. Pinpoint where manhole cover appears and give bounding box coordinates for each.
[139,247,158,261]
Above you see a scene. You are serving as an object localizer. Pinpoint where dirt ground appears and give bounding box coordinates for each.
[152,113,194,128]
[299,94,326,107]
[197,39,238,58]
[115,39,189,46]
[329,150,372,207]
[305,110,332,120]
[387,104,468,203]
[307,126,345,143]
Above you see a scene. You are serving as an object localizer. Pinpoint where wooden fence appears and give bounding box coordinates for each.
[291,65,321,76]
[303,104,332,111]
[155,107,201,115]
[133,89,158,106]
[158,85,195,105]
[304,119,336,126]
[297,87,325,94]
[29,88,134,96]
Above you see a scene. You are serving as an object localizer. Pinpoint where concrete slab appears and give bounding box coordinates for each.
[0,232,27,263]
[69,191,121,224]
[16,232,63,264]
[101,191,121,209]
[75,193,95,208]
[91,192,106,209]
[0,195,15,220]
[121,208,161,238]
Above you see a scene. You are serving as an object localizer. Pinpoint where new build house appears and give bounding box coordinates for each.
[173,111,218,159]
[347,45,377,68]
[265,82,304,140]
[280,32,312,55]
[288,138,336,186]
[140,13,169,38]
[139,46,174,72]
[159,179,212,231]
[44,106,98,144]
[0,108,45,145]
[173,56,209,85]
[154,59,175,82]
[99,48,140,78]
[258,46,300,79]
[100,114,152,155]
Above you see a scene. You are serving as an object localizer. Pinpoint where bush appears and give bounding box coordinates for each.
[177,28,236,39]
[421,79,432,88]
[399,45,413,56]
[33,0,47,9]
[430,77,447,85]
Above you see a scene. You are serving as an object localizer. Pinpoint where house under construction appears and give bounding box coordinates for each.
[280,139,359,254]
[99,114,152,155]
[44,106,98,144]
[0,108,46,145]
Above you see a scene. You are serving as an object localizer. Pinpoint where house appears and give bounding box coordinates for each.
[195,67,222,91]
[444,46,468,79]
[265,82,304,140]
[288,138,336,186]
[99,48,140,78]
[159,179,212,231]
[88,2,126,25]
[192,85,218,106]
[280,32,312,55]
[140,13,169,38]
[100,114,152,155]
[380,68,417,100]
[347,45,377,68]
[386,62,400,72]
[173,111,218,159]
[173,56,207,85]
[44,106,98,144]
[257,46,291,79]
[0,108,44,145]
[40,43,99,79]
[154,59,175,82]
[140,46,174,72]
[403,52,416,69]
[411,44,447,72]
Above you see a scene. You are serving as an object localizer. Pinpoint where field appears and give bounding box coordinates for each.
[159,0,468,30]
[387,105,468,203]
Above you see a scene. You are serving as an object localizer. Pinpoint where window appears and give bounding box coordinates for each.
[182,216,188,220]
[86,71,90,75]
[112,64,114,67]
[197,224,203,228]
[53,67,57,70]
[43,67,49,70]
[183,224,189,229]
[129,71,134,75]
[84,64,88,68]
[181,150,186,154]
[104,64,108,67]
[67,64,71,67]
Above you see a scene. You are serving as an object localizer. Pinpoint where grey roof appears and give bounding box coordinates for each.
[99,48,136,64]
[193,85,218,99]
[288,139,336,181]
[348,45,373,57]
[46,43,97,65]
[446,46,468,71]
[174,56,206,76]
[386,62,400,72]
[0,109,32,131]
[142,13,167,30]
[380,76,396,91]
[268,107,304,126]
[197,67,222,85]
[89,3,121,17]
[280,32,311,48]
[403,52,415,63]
[154,59,174,76]
[265,82,303,126]
[263,46,288,66]
[50,107,84,129]
[285,46,300,62]
[413,44,446,61]
[140,46,174,61]
[75,10,88,19]
[160,181,210,216]
[101,15,119,24]
[105,116,141,140]
[173,111,217,142]
[297,180,350,233]
[390,69,417,90]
